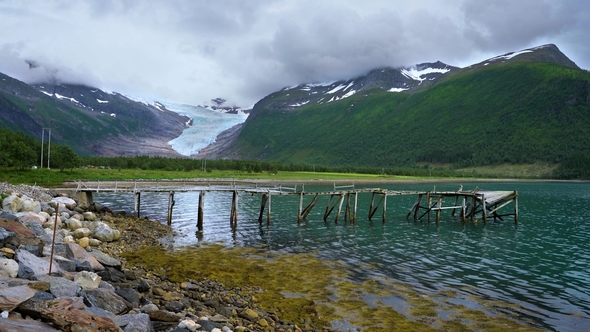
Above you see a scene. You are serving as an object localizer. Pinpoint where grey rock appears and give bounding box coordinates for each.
[116,287,140,308]
[64,242,104,271]
[17,263,35,280]
[84,288,131,315]
[136,279,151,292]
[38,275,81,298]
[31,290,55,301]
[85,305,124,326]
[15,249,61,278]
[53,255,76,272]
[0,316,61,331]
[89,249,122,269]
[119,313,155,332]
[97,266,127,282]
[0,257,19,278]
[164,300,184,313]
[0,285,37,311]
[0,211,17,221]
[140,303,159,313]
[99,280,116,291]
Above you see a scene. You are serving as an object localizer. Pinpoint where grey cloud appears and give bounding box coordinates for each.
[0,0,588,107]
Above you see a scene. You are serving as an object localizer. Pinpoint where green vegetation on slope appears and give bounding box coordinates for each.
[235,62,590,174]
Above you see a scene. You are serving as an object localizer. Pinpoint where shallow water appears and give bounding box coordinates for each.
[96,181,590,331]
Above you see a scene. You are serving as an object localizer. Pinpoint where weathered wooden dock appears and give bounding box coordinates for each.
[54,180,518,230]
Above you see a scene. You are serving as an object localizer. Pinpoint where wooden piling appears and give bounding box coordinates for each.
[344,193,351,222]
[481,194,487,225]
[134,191,141,218]
[298,192,304,223]
[258,193,267,223]
[461,196,466,223]
[335,194,345,223]
[197,191,204,231]
[267,192,271,225]
[514,192,519,224]
[230,191,238,225]
[353,192,358,223]
[167,191,175,226]
[368,193,375,220]
[435,196,442,224]
[413,194,423,221]
[427,194,432,222]
[382,193,387,223]
[301,194,319,220]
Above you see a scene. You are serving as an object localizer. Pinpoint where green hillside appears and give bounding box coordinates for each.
[232,62,590,170]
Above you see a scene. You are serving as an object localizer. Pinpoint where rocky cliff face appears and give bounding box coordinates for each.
[0,73,189,157]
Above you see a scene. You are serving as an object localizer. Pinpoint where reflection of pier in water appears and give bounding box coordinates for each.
[54,180,518,231]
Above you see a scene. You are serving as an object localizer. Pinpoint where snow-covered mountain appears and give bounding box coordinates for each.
[261,61,457,111]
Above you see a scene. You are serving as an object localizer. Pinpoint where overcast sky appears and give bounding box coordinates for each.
[0,0,588,107]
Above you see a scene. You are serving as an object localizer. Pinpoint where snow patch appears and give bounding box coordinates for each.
[401,66,451,82]
[110,113,116,117]
[488,50,533,62]
[41,91,53,97]
[388,88,408,92]
[55,93,80,104]
[289,101,310,107]
[326,84,346,94]
[97,99,109,103]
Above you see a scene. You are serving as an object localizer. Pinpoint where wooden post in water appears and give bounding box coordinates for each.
[368,192,375,220]
[382,193,387,223]
[471,194,477,222]
[353,192,358,223]
[134,191,141,218]
[413,194,423,221]
[197,191,204,231]
[335,194,345,223]
[167,191,175,226]
[230,191,238,225]
[481,194,487,225]
[461,196,466,223]
[435,196,442,224]
[427,194,432,223]
[301,194,319,220]
[324,195,334,221]
[514,191,519,224]
[267,192,271,225]
[258,193,267,223]
[452,195,459,216]
[344,193,351,222]
[298,192,304,223]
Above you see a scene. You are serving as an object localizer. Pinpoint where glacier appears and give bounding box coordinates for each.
[162,101,248,156]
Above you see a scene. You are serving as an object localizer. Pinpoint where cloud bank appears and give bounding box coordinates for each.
[0,0,588,107]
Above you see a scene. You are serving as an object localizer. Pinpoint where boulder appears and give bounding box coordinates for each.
[0,315,61,331]
[97,266,127,283]
[37,275,81,298]
[78,236,90,248]
[16,212,46,224]
[50,197,77,210]
[0,285,37,311]
[93,223,119,242]
[19,297,121,332]
[89,249,122,269]
[83,288,131,315]
[0,258,19,277]
[73,227,91,239]
[119,313,155,332]
[15,249,62,278]
[0,227,15,247]
[74,271,102,290]
[83,211,97,221]
[2,194,23,213]
[21,198,41,214]
[64,242,104,271]
[66,218,83,231]
[115,288,140,308]
[149,309,182,322]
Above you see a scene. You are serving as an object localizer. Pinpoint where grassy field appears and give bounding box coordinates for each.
[0,167,484,187]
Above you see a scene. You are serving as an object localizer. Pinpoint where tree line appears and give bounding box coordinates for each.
[1,127,589,179]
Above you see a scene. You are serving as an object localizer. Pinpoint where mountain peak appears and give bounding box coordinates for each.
[477,43,579,70]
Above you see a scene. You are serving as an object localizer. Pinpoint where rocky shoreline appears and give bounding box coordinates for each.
[0,182,310,332]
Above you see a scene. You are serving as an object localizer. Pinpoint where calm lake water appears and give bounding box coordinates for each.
[96,181,590,331]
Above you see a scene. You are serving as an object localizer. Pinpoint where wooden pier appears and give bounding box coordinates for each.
[54,180,519,230]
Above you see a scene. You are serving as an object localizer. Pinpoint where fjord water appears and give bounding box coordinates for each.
[96,181,590,331]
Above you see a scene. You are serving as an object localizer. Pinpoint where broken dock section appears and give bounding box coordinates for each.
[54,180,518,230]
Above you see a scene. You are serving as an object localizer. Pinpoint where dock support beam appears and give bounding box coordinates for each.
[258,193,267,223]
[230,191,238,225]
[514,192,519,224]
[167,191,175,226]
[134,192,141,218]
[301,194,319,220]
[197,192,204,231]
[267,192,271,225]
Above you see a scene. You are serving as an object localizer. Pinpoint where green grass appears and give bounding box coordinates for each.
[1,167,445,187]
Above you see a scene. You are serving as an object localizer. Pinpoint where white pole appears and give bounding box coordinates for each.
[47,129,51,169]
[40,128,45,168]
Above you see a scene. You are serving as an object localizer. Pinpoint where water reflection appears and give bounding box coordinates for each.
[96,181,590,331]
